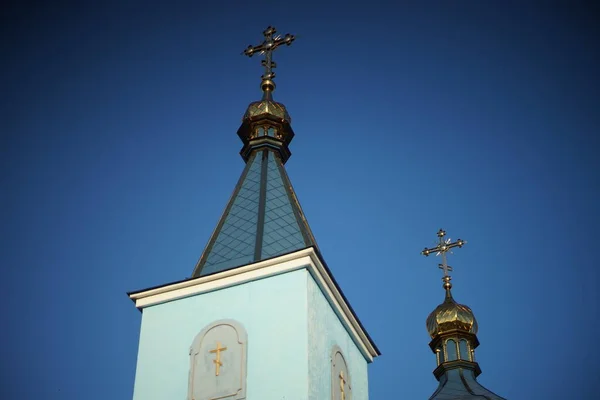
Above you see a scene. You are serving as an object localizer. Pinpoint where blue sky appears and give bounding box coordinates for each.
[2,1,598,399]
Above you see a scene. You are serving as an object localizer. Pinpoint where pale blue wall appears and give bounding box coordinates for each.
[132,269,309,400]
[307,274,369,400]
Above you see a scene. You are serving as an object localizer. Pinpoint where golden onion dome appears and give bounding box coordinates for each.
[426,289,478,339]
[243,98,291,123]
[242,79,291,123]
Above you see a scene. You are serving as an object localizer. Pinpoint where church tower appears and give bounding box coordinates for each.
[421,229,506,399]
[128,27,380,400]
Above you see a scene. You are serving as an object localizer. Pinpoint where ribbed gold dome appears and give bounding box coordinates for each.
[243,98,291,123]
[426,290,478,339]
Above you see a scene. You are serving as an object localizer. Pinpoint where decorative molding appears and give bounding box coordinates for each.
[432,359,482,380]
[129,247,379,362]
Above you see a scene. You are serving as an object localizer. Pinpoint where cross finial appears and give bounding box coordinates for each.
[421,229,466,292]
[243,26,296,99]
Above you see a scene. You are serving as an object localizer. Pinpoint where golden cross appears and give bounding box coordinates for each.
[243,26,295,86]
[421,229,466,277]
[209,341,227,376]
[339,370,346,400]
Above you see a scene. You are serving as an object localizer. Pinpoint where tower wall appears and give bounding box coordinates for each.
[132,269,309,400]
[307,273,370,400]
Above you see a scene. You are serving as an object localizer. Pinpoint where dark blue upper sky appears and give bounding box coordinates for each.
[2,1,598,399]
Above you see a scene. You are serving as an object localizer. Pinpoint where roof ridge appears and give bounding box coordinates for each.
[192,148,317,277]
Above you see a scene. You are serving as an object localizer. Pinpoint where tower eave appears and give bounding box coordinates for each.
[239,137,292,164]
[433,360,482,380]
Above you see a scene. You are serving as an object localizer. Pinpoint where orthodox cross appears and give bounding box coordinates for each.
[243,26,295,84]
[339,370,346,400]
[421,229,466,277]
[209,341,227,376]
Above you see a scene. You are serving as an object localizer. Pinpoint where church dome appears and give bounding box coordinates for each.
[242,77,291,123]
[243,98,291,123]
[426,291,478,339]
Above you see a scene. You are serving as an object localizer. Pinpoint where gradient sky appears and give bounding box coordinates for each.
[2,1,598,399]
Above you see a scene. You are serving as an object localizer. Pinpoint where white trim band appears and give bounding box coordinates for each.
[129,247,379,362]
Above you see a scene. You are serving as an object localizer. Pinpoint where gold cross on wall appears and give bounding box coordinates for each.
[421,229,466,277]
[339,370,346,400]
[209,341,227,376]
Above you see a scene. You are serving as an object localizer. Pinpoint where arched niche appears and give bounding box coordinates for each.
[331,345,352,400]
[188,319,247,400]
[459,339,470,361]
[446,339,458,362]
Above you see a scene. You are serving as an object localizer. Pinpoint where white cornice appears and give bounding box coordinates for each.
[129,248,379,362]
